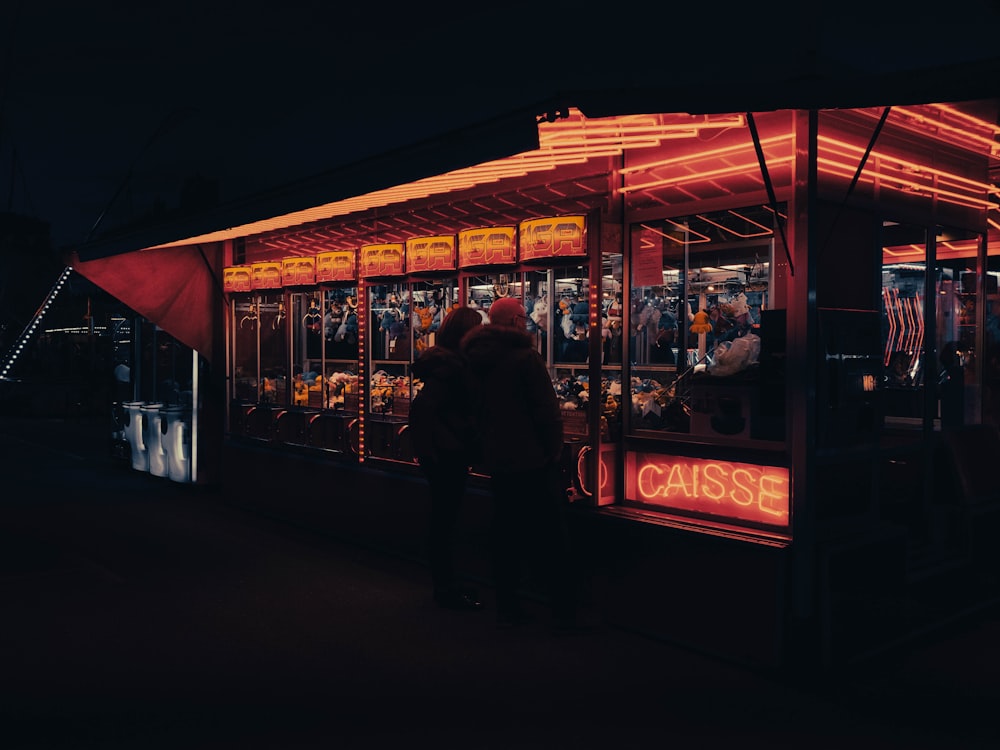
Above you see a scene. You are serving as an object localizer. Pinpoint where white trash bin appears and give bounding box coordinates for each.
[162,405,192,483]
[122,400,148,472]
[140,402,167,478]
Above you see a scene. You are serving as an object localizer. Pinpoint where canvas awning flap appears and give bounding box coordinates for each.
[69,244,223,363]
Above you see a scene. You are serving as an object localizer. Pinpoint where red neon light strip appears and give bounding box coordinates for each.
[357,279,366,462]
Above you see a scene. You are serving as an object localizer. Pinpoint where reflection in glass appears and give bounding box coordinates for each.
[931,227,980,429]
[880,223,926,432]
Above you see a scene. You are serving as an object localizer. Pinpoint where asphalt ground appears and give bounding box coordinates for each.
[1,415,998,749]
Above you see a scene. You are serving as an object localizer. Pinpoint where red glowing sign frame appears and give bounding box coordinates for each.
[316,250,356,282]
[359,243,405,278]
[625,452,789,527]
[518,215,586,261]
[223,266,252,293]
[457,226,517,268]
[250,261,283,290]
[406,235,457,273]
[281,256,316,286]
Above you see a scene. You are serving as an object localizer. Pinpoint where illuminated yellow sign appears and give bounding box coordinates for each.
[223,266,252,293]
[518,215,586,261]
[251,261,282,290]
[406,235,456,273]
[458,226,517,267]
[281,256,316,286]
[625,452,789,526]
[316,250,356,282]
[359,243,405,278]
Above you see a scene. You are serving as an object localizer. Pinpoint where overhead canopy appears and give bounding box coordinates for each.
[570,56,1000,118]
[69,243,224,362]
[67,56,1000,265]
[69,104,546,263]
[62,55,1000,368]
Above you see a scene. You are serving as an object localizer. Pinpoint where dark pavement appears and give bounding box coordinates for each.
[2,416,998,749]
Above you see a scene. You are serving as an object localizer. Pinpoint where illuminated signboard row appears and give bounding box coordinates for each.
[223,215,586,292]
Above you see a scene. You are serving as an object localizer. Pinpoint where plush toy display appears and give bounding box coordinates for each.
[527,293,548,330]
[690,310,713,334]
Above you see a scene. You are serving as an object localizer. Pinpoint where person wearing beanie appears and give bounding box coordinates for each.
[485,296,527,328]
[409,306,485,611]
[461,296,585,633]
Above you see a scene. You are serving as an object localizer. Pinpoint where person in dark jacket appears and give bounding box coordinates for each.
[409,306,484,611]
[461,296,583,632]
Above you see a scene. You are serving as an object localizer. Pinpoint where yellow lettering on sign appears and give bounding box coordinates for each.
[458,227,517,267]
[406,236,456,272]
[519,216,586,261]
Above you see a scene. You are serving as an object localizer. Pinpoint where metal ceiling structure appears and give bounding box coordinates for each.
[69,55,1000,265]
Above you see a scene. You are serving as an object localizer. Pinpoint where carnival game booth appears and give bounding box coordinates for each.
[69,90,1000,671]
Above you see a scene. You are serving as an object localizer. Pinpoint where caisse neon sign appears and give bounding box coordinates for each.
[626,452,789,526]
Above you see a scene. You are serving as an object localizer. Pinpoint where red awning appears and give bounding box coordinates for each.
[68,243,224,364]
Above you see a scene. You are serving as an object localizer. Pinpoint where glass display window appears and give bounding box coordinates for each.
[932,227,981,430]
[134,319,195,407]
[601,249,624,444]
[231,291,287,405]
[881,223,985,434]
[232,295,259,402]
[321,287,359,413]
[628,206,778,443]
[257,292,288,406]
[284,288,360,412]
[410,280,456,361]
[880,222,929,438]
[290,291,324,408]
[365,280,417,461]
[466,263,590,372]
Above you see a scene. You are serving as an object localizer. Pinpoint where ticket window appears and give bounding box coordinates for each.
[627,206,777,441]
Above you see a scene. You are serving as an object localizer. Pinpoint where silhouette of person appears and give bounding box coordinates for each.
[409,306,485,610]
[461,296,585,633]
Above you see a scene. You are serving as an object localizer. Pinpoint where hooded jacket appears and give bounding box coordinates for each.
[409,345,477,465]
[460,324,563,474]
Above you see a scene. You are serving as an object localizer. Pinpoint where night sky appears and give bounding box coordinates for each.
[2,1,998,250]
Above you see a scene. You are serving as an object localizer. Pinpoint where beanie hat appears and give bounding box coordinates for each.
[488,297,527,328]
